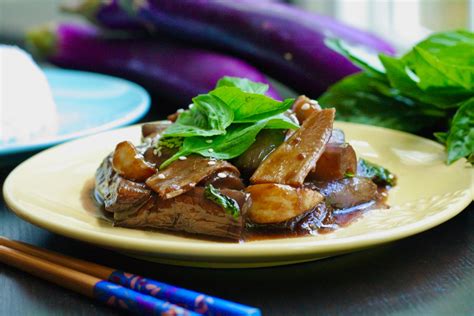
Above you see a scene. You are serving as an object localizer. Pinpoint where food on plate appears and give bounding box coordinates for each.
[64,0,395,96]
[0,45,58,144]
[26,22,280,107]
[94,77,396,241]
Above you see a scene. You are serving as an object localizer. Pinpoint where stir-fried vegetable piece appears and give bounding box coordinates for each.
[357,158,397,187]
[146,155,239,199]
[309,143,357,181]
[246,184,323,224]
[112,141,156,182]
[251,108,335,186]
[204,184,240,219]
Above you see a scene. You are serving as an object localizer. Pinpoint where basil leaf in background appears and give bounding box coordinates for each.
[318,73,444,133]
[325,38,386,77]
[404,47,474,92]
[411,31,474,60]
[434,132,448,145]
[357,158,397,186]
[379,54,465,108]
[160,121,267,168]
[216,76,269,95]
[162,108,226,137]
[444,98,474,164]
[204,184,240,219]
[192,94,233,131]
[210,86,294,122]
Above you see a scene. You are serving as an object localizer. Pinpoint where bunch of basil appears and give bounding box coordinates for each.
[159,77,298,168]
[320,31,473,165]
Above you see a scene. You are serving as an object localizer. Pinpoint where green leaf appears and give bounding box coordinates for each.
[405,46,474,92]
[216,76,269,95]
[434,132,448,145]
[379,54,464,108]
[162,108,226,137]
[263,113,299,130]
[160,121,267,168]
[204,184,240,218]
[318,73,444,133]
[357,158,397,186]
[325,38,386,78]
[444,98,474,164]
[210,87,294,122]
[192,94,233,131]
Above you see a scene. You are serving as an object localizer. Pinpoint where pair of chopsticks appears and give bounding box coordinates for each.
[0,237,260,315]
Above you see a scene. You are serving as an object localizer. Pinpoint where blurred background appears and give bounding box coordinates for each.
[2,0,474,50]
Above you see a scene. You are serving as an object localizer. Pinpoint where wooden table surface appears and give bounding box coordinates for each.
[1,161,473,315]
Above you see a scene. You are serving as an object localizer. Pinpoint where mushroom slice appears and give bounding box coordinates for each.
[112,141,156,182]
[246,184,323,224]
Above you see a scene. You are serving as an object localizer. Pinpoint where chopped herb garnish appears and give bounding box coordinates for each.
[357,158,397,187]
[204,184,240,219]
[344,171,355,178]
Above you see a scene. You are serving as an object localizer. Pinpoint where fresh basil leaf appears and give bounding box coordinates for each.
[434,132,448,145]
[263,113,299,130]
[379,54,464,108]
[204,184,240,219]
[404,46,474,92]
[357,158,397,186]
[216,76,269,95]
[325,38,386,78]
[445,98,474,164]
[318,73,444,133]
[411,31,474,61]
[210,86,294,122]
[192,94,233,131]
[162,109,226,137]
[161,121,267,168]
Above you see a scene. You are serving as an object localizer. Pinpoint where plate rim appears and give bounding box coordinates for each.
[3,122,473,261]
[0,68,150,155]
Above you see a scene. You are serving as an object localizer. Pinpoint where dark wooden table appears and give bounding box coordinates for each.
[1,163,473,315]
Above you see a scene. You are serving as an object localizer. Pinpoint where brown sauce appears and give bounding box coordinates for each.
[81,180,389,242]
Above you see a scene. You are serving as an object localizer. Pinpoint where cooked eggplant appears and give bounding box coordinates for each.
[112,141,156,182]
[251,108,335,186]
[246,184,323,224]
[309,143,357,181]
[145,155,241,199]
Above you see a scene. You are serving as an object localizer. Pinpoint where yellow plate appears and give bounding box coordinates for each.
[3,122,473,268]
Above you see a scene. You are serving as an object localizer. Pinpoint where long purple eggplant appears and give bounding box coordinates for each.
[26,23,281,106]
[65,0,395,97]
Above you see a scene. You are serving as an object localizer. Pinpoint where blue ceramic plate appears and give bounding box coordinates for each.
[0,68,150,157]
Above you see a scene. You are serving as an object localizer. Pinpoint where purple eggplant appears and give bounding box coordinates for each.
[26,23,281,106]
[65,0,395,97]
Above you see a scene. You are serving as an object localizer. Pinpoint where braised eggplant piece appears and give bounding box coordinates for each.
[146,155,240,199]
[96,157,152,213]
[112,141,156,182]
[292,95,321,123]
[115,188,249,240]
[246,184,323,224]
[251,108,335,186]
[308,177,378,209]
[141,122,171,139]
[232,129,285,178]
[308,143,357,181]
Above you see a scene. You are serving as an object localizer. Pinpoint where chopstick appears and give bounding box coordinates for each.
[0,245,199,315]
[0,237,261,316]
